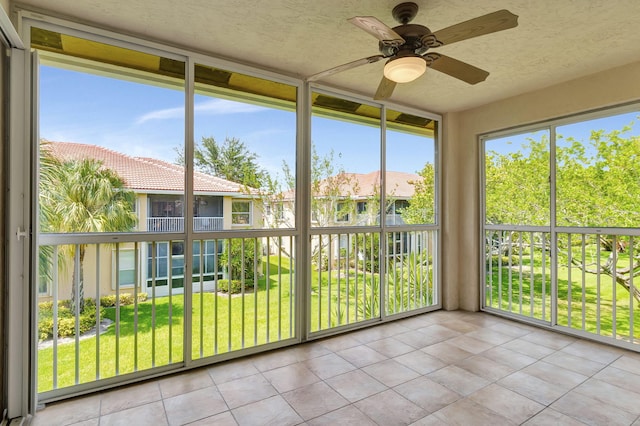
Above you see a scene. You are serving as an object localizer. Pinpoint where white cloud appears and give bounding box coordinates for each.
[136,99,266,124]
[136,106,184,124]
[195,99,266,114]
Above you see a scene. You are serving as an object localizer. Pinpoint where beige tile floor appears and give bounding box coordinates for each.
[29,310,640,425]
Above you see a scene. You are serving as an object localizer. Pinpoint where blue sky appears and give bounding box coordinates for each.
[39,65,435,183]
[486,112,640,155]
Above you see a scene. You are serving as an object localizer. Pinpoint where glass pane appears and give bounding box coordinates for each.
[37,30,186,235]
[117,249,136,286]
[311,92,381,228]
[191,64,297,230]
[484,130,550,226]
[118,270,135,285]
[118,249,135,270]
[556,111,640,227]
[386,109,437,225]
[232,201,250,213]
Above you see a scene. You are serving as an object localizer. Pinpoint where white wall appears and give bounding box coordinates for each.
[442,60,640,311]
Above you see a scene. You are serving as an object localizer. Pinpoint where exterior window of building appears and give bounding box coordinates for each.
[192,240,223,282]
[335,201,350,222]
[232,200,251,225]
[113,248,136,288]
[150,198,183,217]
[147,240,223,287]
[274,203,284,220]
[38,274,50,296]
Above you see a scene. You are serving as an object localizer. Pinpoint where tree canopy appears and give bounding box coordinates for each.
[176,136,268,188]
[483,124,640,302]
[400,163,435,225]
[484,126,640,228]
[39,145,137,310]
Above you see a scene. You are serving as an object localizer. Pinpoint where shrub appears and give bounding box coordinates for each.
[100,295,117,307]
[100,293,144,307]
[220,238,260,282]
[119,293,134,306]
[38,300,104,341]
[217,279,254,294]
[353,233,381,273]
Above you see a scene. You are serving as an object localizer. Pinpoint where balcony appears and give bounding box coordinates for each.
[147,216,223,232]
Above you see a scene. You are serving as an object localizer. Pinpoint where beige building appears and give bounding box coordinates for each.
[40,141,260,299]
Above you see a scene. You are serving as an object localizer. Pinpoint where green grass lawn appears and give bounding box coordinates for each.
[486,245,640,341]
[38,255,435,392]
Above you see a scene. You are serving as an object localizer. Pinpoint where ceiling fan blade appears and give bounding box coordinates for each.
[427,53,489,85]
[373,76,397,100]
[307,55,384,82]
[432,9,518,46]
[348,16,405,46]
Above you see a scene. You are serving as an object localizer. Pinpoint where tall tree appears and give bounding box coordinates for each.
[485,135,550,226]
[253,146,358,263]
[40,151,137,311]
[400,163,436,225]
[176,136,267,188]
[482,125,640,302]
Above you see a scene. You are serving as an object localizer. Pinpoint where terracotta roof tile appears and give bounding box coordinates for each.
[281,170,422,199]
[42,140,245,194]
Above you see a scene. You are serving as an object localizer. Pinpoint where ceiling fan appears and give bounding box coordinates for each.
[307,2,518,100]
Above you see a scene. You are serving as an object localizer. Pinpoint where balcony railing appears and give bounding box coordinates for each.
[310,229,438,333]
[147,216,223,232]
[484,226,640,347]
[37,235,296,397]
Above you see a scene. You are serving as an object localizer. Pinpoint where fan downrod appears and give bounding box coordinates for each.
[392,2,419,25]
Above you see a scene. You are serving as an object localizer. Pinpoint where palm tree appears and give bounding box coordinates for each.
[39,151,137,311]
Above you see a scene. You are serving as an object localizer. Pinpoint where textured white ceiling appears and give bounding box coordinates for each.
[16,0,640,113]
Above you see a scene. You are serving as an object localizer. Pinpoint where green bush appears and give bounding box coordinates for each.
[220,238,260,282]
[217,279,254,294]
[119,293,134,306]
[100,295,117,307]
[38,299,104,341]
[353,233,381,273]
[100,292,146,307]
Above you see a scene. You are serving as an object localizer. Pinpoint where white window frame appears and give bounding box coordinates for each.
[112,248,137,289]
[335,201,350,223]
[231,200,252,226]
[17,8,442,413]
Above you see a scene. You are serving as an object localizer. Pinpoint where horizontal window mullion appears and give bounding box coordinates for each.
[484,224,550,233]
[554,226,640,237]
[39,232,186,246]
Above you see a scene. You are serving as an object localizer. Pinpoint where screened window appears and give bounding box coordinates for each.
[192,63,297,230]
[484,130,551,226]
[36,29,185,236]
[311,92,380,228]
[556,113,640,228]
[385,109,436,225]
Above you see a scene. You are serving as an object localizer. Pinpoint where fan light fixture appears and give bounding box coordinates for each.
[383,56,426,83]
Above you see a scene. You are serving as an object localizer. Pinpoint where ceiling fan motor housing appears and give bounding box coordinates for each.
[379,24,435,57]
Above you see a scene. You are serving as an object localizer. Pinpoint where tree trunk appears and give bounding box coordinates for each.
[572,252,640,304]
[71,245,86,313]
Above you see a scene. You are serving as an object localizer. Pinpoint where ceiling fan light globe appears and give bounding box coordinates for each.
[383,56,426,83]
